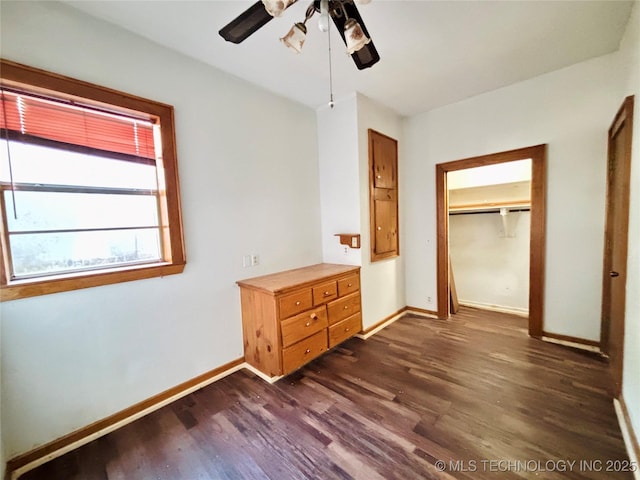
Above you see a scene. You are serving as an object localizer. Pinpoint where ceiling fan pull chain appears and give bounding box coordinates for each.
[328,19,335,108]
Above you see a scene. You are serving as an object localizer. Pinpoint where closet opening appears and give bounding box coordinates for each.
[448,159,531,317]
[436,145,546,338]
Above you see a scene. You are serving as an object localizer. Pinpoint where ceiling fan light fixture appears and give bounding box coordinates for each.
[220,0,380,69]
[262,0,296,18]
[344,18,371,54]
[280,22,307,53]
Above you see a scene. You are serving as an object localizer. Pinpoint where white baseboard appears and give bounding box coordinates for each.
[459,300,529,317]
[614,398,640,480]
[242,363,283,384]
[541,336,601,353]
[356,311,407,340]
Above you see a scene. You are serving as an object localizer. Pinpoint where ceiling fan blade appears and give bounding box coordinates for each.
[329,1,380,70]
[350,42,380,70]
[219,1,273,44]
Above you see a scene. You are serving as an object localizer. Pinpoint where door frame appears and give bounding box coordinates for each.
[436,144,547,337]
[600,95,634,397]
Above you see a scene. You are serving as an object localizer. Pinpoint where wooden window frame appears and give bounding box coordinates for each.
[0,59,186,301]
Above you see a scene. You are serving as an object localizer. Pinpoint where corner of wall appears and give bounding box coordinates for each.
[354,94,407,328]
[317,91,407,329]
[620,0,640,457]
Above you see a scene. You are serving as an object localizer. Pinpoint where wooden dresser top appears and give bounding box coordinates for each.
[237,263,360,295]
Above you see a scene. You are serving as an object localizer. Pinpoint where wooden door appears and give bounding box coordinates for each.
[372,136,397,189]
[374,189,398,254]
[601,96,634,398]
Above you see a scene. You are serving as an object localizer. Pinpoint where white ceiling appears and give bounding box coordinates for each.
[64,0,634,116]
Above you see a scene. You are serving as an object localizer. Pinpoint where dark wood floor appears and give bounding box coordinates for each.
[20,307,633,480]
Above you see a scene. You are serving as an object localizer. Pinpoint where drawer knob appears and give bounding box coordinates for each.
[343,306,349,310]
[295,301,301,305]
[310,313,318,320]
[324,291,331,296]
[377,175,382,179]
[305,321,311,327]
[345,328,350,332]
[348,283,352,287]
[305,348,311,354]
[377,226,382,231]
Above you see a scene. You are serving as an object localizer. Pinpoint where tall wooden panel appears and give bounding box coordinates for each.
[369,129,399,261]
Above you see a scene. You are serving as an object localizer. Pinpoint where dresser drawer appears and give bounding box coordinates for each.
[282,330,328,373]
[312,280,338,305]
[338,274,360,297]
[327,292,361,325]
[279,289,313,319]
[329,312,361,348]
[281,306,328,348]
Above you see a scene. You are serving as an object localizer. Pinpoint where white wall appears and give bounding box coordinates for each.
[318,94,362,266]
[449,211,530,314]
[0,0,321,458]
[619,0,640,454]
[404,52,623,341]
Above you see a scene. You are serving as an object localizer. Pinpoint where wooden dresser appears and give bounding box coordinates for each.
[237,263,362,379]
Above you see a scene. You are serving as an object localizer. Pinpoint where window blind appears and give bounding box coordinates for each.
[0,89,156,164]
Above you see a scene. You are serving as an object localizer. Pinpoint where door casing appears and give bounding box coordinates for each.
[436,145,547,337]
[600,95,634,398]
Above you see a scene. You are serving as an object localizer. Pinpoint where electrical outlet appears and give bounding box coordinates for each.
[344,247,348,254]
[427,296,432,303]
[250,254,260,266]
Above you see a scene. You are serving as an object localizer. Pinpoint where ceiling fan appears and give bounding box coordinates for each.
[219,0,380,70]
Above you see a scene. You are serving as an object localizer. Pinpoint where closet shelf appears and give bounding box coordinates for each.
[449,200,530,214]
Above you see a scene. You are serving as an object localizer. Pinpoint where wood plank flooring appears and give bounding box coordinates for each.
[19,307,633,479]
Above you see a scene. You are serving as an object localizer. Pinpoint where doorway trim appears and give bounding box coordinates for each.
[436,144,547,337]
[600,95,634,398]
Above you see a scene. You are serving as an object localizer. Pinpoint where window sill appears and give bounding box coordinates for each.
[1,261,186,301]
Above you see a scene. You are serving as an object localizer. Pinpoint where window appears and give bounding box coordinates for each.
[0,60,185,300]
